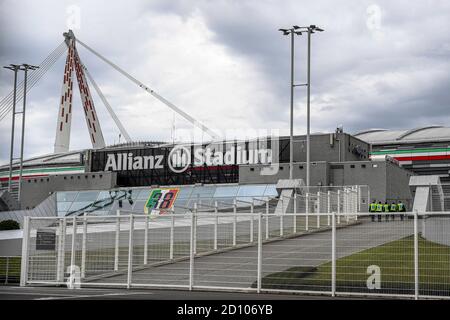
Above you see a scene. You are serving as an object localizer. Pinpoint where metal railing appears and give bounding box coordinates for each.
[20,211,450,299]
[0,256,21,284]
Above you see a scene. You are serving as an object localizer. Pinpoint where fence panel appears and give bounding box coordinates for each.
[261,213,332,294]
[20,211,450,299]
[193,213,259,290]
[335,212,415,297]
[0,256,21,284]
[80,215,130,286]
[129,214,190,288]
[419,213,450,298]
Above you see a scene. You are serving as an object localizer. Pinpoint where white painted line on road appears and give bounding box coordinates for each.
[35,292,154,300]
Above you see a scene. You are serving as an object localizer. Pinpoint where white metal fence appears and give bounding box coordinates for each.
[20,211,450,299]
[0,256,21,284]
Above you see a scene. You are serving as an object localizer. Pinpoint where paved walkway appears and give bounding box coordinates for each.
[92,218,413,289]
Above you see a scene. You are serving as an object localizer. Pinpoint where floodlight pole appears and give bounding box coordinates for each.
[17,64,38,202]
[289,30,295,180]
[306,28,311,187]
[3,65,21,193]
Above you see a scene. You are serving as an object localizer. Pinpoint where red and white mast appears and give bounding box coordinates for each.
[54,30,105,153]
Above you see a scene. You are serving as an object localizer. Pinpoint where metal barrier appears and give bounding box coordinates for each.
[0,256,21,284]
[20,211,450,299]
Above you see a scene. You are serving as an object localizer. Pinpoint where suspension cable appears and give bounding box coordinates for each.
[82,62,132,142]
[0,41,66,111]
[75,37,220,140]
[0,41,67,121]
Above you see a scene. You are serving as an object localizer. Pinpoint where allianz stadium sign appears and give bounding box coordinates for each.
[103,145,273,174]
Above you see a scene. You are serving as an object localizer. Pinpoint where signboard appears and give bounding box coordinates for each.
[144,188,179,216]
[36,229,56,251]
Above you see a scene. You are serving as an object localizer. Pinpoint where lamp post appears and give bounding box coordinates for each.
[3,64,21,193]
[2,63,38,203]
[279,25,323,185]
[17,64,39,202]
[278,26,302,180]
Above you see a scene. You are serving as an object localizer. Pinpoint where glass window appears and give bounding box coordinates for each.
[132,200,147,211]
[57,191,78,202]
[68,201,93,212]
[57,202,72,213]
[137,188,152,200]
[97,191,112,200]
[237,185,267,197]
[174,198,188,209]
[58,211,67,217]
[75,191,100,202]
[263,184,278,196]
[214,186,239,198]
[177,186,193,199]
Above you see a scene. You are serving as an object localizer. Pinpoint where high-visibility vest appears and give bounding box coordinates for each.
[398,203,405,211]
[390,203,398,212]
[376,204,383,212]
[370,203,377,212]
[383,204,390,212]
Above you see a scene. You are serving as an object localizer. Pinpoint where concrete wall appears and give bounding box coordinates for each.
[240,159,413,206]
[0,193,57,227]
[294,133,370,163]
[423,216,450,246]
[386,160,414,208]
[239,161,329,186]
[20,171,117,209]
[331,161,386,202]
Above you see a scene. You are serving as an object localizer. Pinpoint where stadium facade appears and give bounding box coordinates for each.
[1,131,414,216]
[355,126,450,182]
[1,126,450,223]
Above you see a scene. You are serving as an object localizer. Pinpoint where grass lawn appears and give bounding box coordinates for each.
[258,235,450,295]
[0,257,21,283]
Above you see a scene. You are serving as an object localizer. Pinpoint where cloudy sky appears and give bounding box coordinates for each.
[1,0,449,164]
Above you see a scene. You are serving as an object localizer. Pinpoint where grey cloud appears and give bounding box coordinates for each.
[1,0,450,164]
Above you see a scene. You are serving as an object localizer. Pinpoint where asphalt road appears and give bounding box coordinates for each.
[0,285,357,300]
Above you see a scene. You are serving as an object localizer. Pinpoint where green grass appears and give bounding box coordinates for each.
[0,257,21,283]
[258,235,450,295]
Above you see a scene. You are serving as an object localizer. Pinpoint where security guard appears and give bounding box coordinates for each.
[383,201,390,221]
[369,200,377,222]
[390,202,398,221]
[376,201,383,222]
[398,200,406,221]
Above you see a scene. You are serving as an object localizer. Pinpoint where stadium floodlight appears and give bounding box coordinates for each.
[278,25,324,186]
[278,26,303,180]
